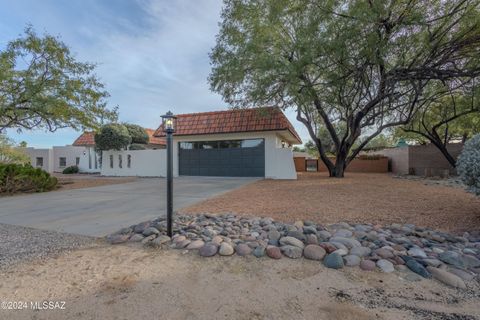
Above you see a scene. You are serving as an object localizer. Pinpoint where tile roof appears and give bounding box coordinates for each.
[73,129,166,147]
[153,107,302,144]
[72,132,95,146]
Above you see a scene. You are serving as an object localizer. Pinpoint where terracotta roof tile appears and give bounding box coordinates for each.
[73,128,166,147]
[153,107,302,144]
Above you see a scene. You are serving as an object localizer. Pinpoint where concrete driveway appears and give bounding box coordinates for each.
[0,177,256,237]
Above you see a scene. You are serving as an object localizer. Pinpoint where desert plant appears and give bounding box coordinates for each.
[0,135,30,164]
[124,124,149,144]
[457,134,480,195]
[0,163,58,194]
[62,165,79,174]
[94,124,131,151]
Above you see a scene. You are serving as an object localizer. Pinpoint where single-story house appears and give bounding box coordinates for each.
[150,107,301,179]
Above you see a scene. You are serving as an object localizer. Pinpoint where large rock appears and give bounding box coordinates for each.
[152,235,171,246]
[142,227,160,237]
[199,243,218,257]
[343,255,361,267]
[360,260,376,271]
[405,259,432,278]
[438,251,465,268]
[286,230,306,242]
[427,267,466,289]
[407,248,427,259]
[219,242,234,256]
[448,268,475,281]
[266,246,282,259]
[329,237,361,248]
[324,253,344,269]
[236,243,252,256]
[279,236,305,249]
[375,248,394,259]
[107,234,129,244]
[377,259,394,273]
[281,245,303,259]
[253,246,266,258]
[186,240,205,250]
[129,234,144,242]
[268,230,281,241]
[303,245,326,261]
[350,246,371,257]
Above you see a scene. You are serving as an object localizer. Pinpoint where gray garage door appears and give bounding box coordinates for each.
[179,139,265,177]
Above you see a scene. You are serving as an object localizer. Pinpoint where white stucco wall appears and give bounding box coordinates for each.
[101,149,166,177]
[52,146,86,172]
[21,147,54,172]
[78,146,101,173]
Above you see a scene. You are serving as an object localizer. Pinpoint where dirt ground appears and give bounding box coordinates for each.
[53,173,137,191]
[0,244,479,320]
[181,173,480,234]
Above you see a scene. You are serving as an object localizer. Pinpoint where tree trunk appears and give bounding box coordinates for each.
[331,151,347,178]
[431,140,457,168]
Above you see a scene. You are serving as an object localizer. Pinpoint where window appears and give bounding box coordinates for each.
[59,157,66,167]
[179,139,264,150]
[118,155,123,168]
[109,155,114,168]
[75,157,80,166]
[36,157,43,167]
[127,155,132,168]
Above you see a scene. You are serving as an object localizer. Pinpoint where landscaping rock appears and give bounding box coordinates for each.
[448,268,475,281]
[107,234,129,244]
[324,253,344,269]
[375,248,394,259]
[236,243,252,256]
[360,260,376,271]
[199,243,218,257]
[330,237,361,248]
[142,227,160,237]
[427,267,466,289]
[279,236,305,249]
[253,246,266,258]
[438,251,465,268]
[129,234,144,242]
[305,234,318,245]
[350,246,371,257]
[406,259,432,278]
[343,255,361,267]
[152,235,171,246]
[219,242,234,256]
[377,259,394,273]
[281,245,303,259]
[268,230,281,241]
[407,248,427,259]
[266,246,282,259]
[303,245,326,261]
[186,240,205,250]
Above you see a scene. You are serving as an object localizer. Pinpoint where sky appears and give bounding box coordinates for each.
[1,0,308,148]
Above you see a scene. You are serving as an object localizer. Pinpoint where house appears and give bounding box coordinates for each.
[21,145,86,173]
[151,107,301,178]
[72,129,166,173]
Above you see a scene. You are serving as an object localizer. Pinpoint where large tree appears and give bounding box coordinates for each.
[0,26,118,133]
[209,0,480,177]
[397,80,480,167]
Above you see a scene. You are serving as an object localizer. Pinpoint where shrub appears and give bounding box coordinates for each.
[62,165,79,174]
[457,134,480,195]
[124,124,149,144]
[0,163,58,194]
[129,143,147,150]
[94,124,132,151]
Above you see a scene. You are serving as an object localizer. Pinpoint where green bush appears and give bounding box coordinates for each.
[457,134,480,195]
[94,123,132,151]
[129,143,147,150]
[62,165,79,174]
[124,124,149,144]
[0,163,58,194]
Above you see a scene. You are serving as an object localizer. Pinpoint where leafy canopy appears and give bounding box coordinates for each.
[0,26,118,133]
[94,124,131,151]
[124,123,149,144]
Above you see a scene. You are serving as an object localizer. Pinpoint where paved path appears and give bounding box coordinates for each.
[0,177,256,237]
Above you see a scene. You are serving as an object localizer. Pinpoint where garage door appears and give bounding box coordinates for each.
[179,139,265,177]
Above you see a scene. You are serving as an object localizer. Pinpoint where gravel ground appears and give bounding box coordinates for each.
[181,173,480,234]
[0,223,98,270]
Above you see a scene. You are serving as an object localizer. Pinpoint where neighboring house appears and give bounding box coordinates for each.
[21,146,85,173]
[150,107,301,179]
[373,143,464,176]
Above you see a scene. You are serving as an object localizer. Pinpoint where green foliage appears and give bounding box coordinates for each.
[94,124,131,151]
[62,165,79,174]
[210,0,480,177]
[0,163,57,193]
[129,143,147,150]
[0,135,29,164]
[0,26,118,133]
[457,134,480,195]
[124,124,149,144]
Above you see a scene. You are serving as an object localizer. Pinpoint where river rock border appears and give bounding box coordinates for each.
[107,214,480,289]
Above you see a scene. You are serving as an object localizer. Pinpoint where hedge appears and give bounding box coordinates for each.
[0,163,58,194]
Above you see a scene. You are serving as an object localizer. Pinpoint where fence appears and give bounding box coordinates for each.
[294,156,388,173]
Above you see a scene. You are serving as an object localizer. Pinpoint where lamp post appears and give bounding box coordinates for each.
[161,111,176,237]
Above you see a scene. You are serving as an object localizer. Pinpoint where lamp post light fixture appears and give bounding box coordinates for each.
[161,111,177,237]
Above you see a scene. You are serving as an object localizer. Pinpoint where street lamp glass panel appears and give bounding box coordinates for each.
[161,111,177,133]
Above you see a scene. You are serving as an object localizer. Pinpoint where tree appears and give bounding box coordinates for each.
[398,82,480,166]
[209,0,480,177]
[0,135,29,164]
[0,26,118,133]
[94,124,131,151]
[124,123,149,144]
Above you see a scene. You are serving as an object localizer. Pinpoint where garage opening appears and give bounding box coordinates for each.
[179,139,265,177]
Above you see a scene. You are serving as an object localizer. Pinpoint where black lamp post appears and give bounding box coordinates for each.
[161,111,176,237]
